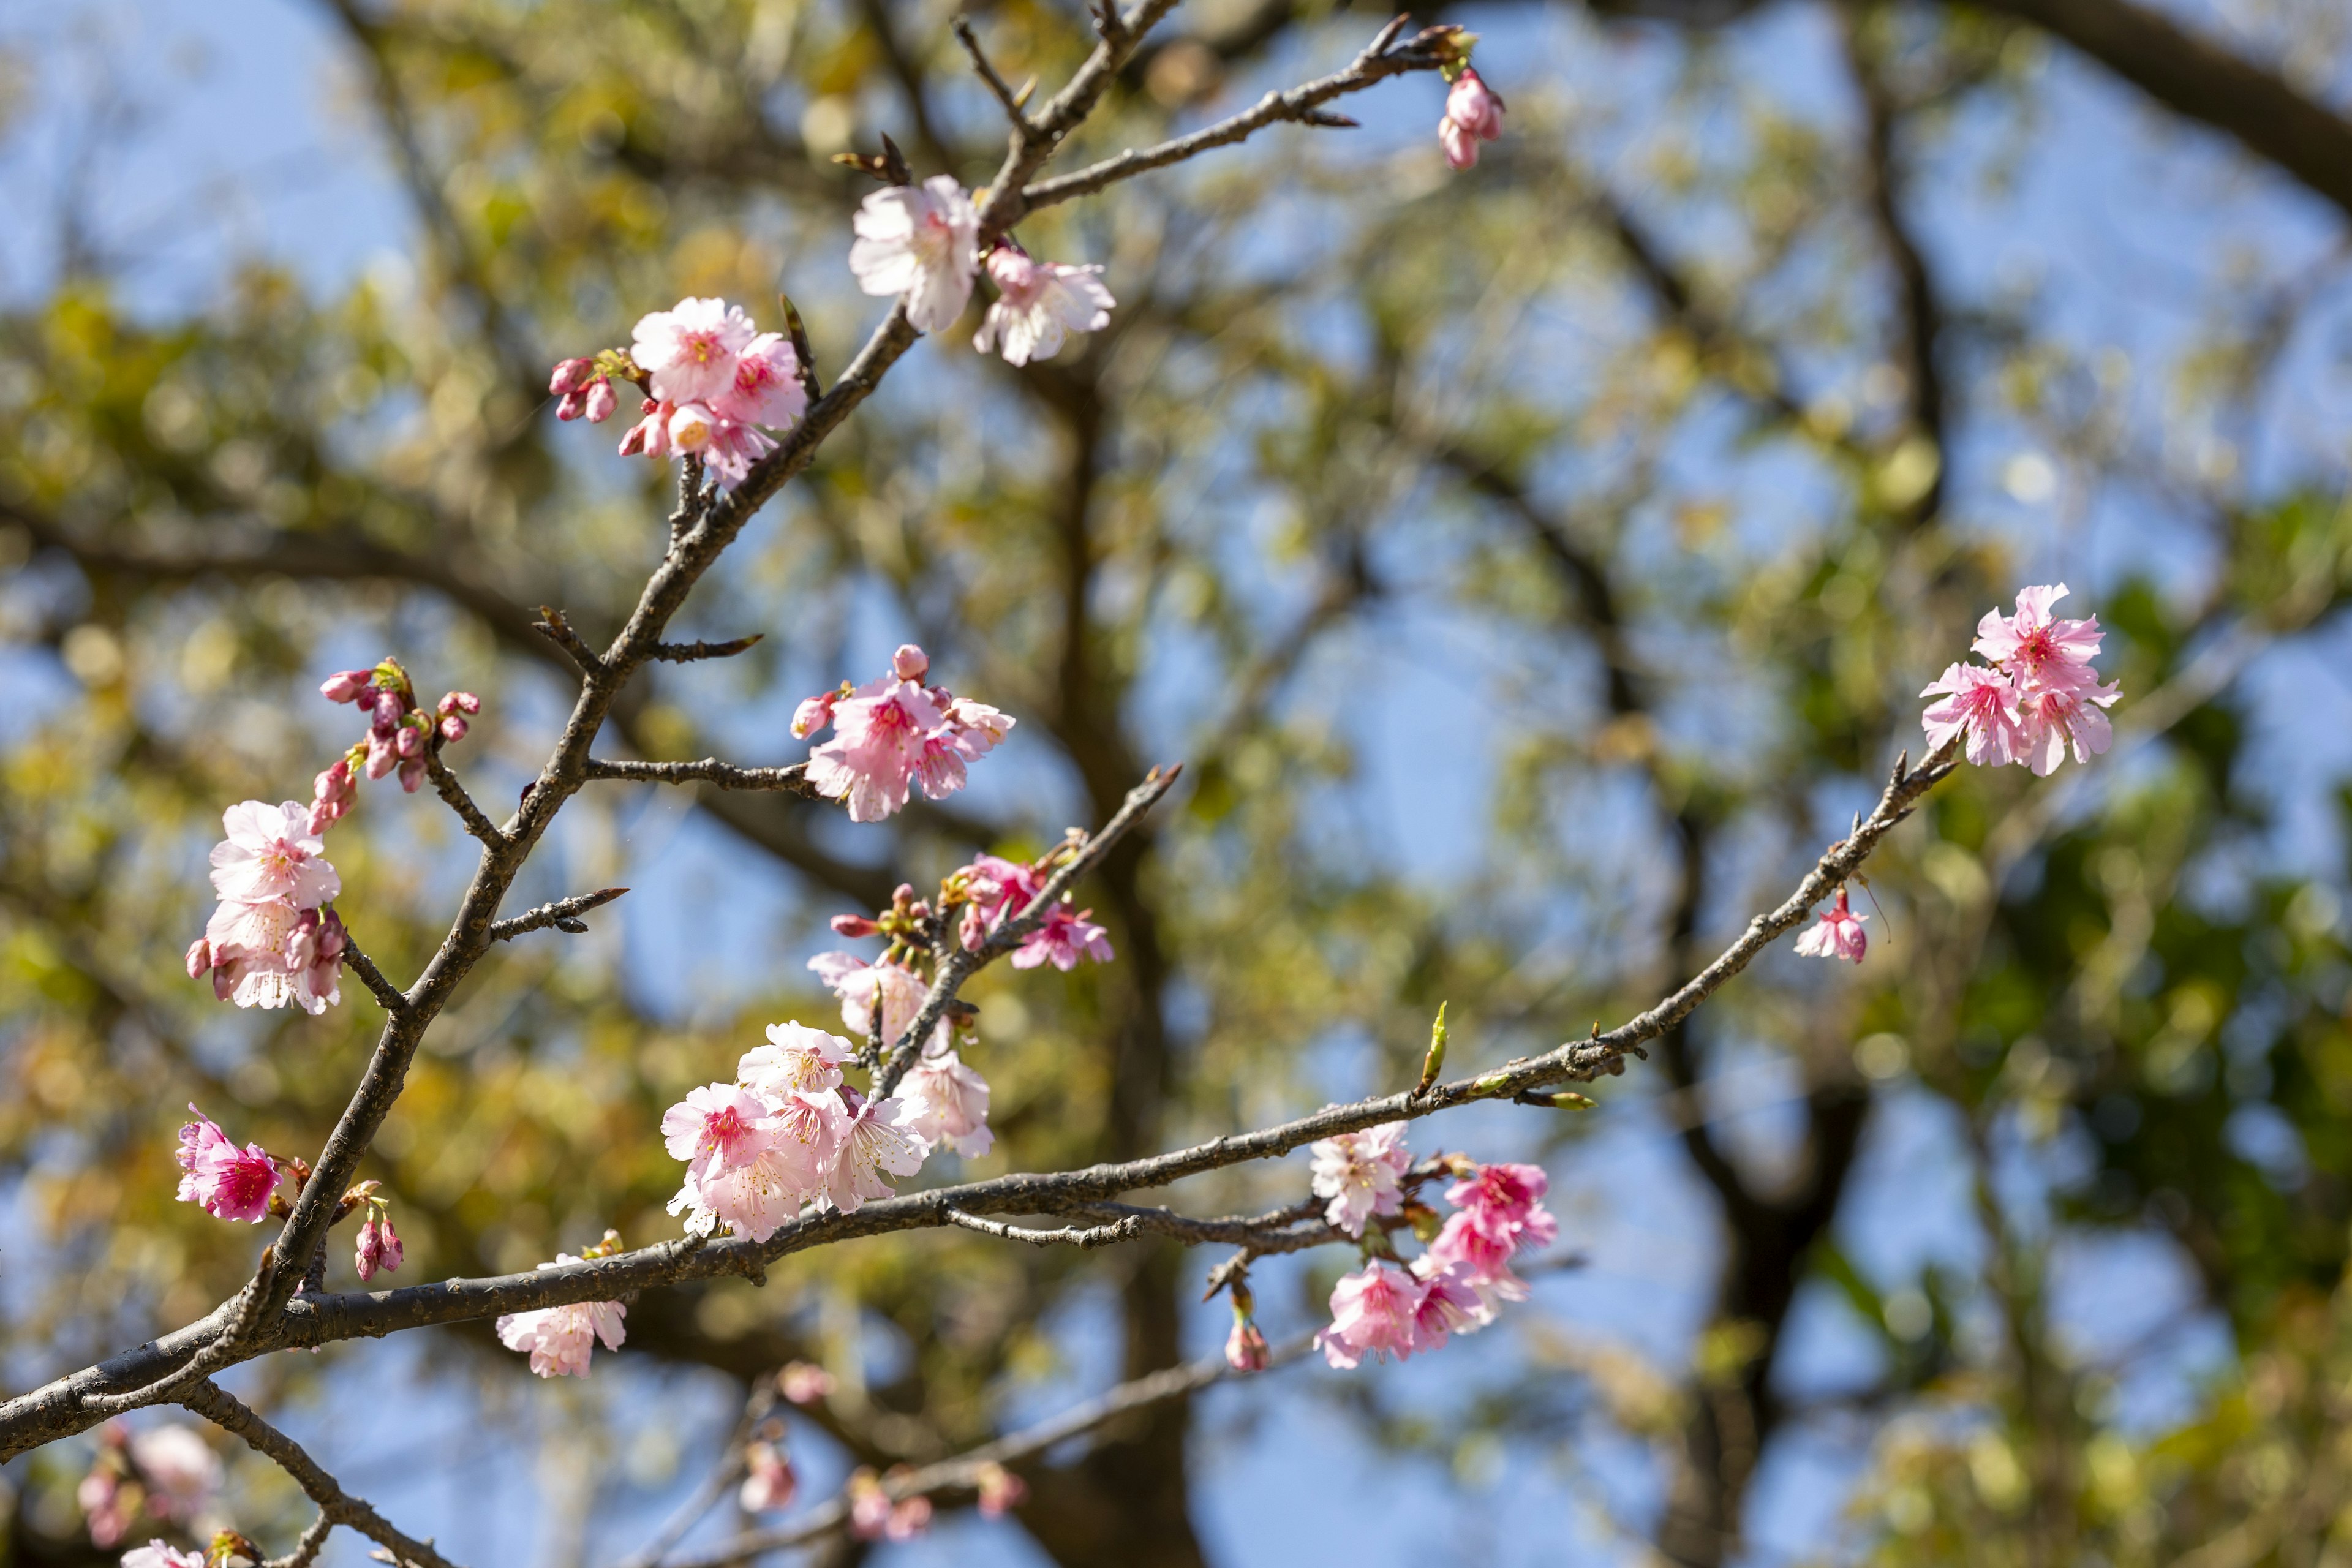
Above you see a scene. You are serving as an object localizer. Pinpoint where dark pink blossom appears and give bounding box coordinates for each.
[175,1106,281,1223]
[1920,662,2026,767]
[1793,887,1868,964]
[1445,1161,1556,1247]
[1407,1258,1486,1352]
[714,333,807,431]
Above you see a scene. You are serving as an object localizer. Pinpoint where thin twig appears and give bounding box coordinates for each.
[582,758,822,796]
[178,1379,468,1568]
[265,1511,336,1568]
[943,1208,1145,1248]
[953,16,1033,128]
[530,607,603,676]
[423,750,505,847]
[341,936,410,1016]
[486,887,630,943]
[650,634,764,663]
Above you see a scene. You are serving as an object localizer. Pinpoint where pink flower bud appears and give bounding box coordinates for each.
[438,690,481,716]
[185,938,213,979]
[557,390,589,421]
[583,379,617,423]
[891,644,929,682]
[549,357,596,396]
[370,690,406,734]
[778,1362,834,1405]
[365,731,398,780]
[355,1212,403,1281]
[619,401,671,459]
[1440,67,1505,170]
[398,756,426,793]
[960,903,986,951]
[830,913,880,937]
[213,966,236,1001]
[440,715,469,743]
[320,669,374,703]
[394,722,423,759]
[1226,1319,1271,1373]
[790,690,837,739]
[314,908,347,963]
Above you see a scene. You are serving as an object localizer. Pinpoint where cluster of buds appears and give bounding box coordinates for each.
[548,352,628,424]
[1430,31,1504,170]
[171,1107,402,1283]
[316,658,479,814]
[847,1468,933,1542]
[349,1181,405,1283]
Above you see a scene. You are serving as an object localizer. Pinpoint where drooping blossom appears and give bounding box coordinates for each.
[807,953,928,1050]
[1317,1261,1428,1369]
[1226,1318,1271,1373]
[715,334,807,430]
[494,1257,627,1378]
[796,645,1015,821]
[208,801,337,907]
[1921,662,2027,767]
[900,1050,993,1158]
[1424,1208,1531,1321]
[818,1091,925,1213]
[1309,1121,1411,1238]
[119,1544,204,1568]
[633,298,757,405]
[1444,1161,1558,1250]
[974,245,1115,366]
[848,176,980,334]
[662,1083,813,1243]
[2015,675,2120,777]
[355,1211,403,1282]
[960,853,1113,971]
[175,1107,281,1223]
[1793,888,1868,964]
[739,1441,797,1512]
[779,1362,835,1405]
[976,1463,1027,1518]
[127,1425,222,1521]
[1406,1258,1487,1352]
[1439,67,1505,170]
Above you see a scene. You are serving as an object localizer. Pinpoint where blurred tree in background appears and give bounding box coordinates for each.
[1,0,2350,1562]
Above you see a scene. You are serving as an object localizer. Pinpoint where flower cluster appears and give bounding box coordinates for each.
[660,1022,937,1245]
[1439,66,1506,169]
[956,851,1113,971]
[618,298,810,484]
[183,804,345,1015]
[317,657,478,807]
[494,1234,630,1379]
[791,643,1014,822]
[173,1106,282,1223]
[78,1422,221,1549]
[1301,1124,1556,1370]
[1922,583,2120,777]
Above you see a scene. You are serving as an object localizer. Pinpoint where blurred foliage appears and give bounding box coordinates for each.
[1,0,2350,1562]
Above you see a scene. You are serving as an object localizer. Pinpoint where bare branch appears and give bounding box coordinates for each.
[582,757,823,796]
[72,1251,277,1420]
[340,935,410,1016]
[953,15,1034,129]
[943,1208,1146,1248]
[179,1379,468,1568]
[423,750,505,847]
[487,887,630,943]
[649,633,764,663]
[530,607,603,675]
[265,1512,336,1568]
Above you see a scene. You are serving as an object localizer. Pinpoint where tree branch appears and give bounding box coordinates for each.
[582,758,823,796]
[423,750,506,847]
[486,886,631,943]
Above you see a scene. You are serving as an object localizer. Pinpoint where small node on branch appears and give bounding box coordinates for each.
[531,607,602,675]
[1513,1090,1596,1110]
[954,15,1035,129]
[650,633,764,663]
[488,886,631,943]
[1300,110,1360,129]
[832,134,913,185]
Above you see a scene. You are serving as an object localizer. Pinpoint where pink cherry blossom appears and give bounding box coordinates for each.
[740,1021,854,1099]
[848,176,980,334]
[1445,1161,1556,1248]
[1309,1121,1411,1237]
[1439,67,1506,170]
[662,1084,777,1177]
[320,668,374,703]
[974,246,1115,367]
[818,1091,925,1213]
[121,1543,204,1568]
[662,1083,816,1242]
[791,688,839,739]
[739,1441,797,1512]
[900,1050,993,1158]
[494,1257,627,1378]
[976,1462,1027,1518]
[355,1212,403,1281]
[175,1106,281,1223]
[1425,1209,1530,1319]
[549,357,596,396]
[962,854,1114,971]
[715,333,807,431]
[619,399,673,459]
[198,897,341,1014]
[209,800,339,906]
[803,673,948,822]
[806,953,928,1050]
[1973,583,2106,690]
[757,1087,848,1182]
[1226,1319,1271,1372]
[127,1423,222,1520]
[1406,1257,1487,1352]
[633,297,757,405]
[1317,1260,1428,1370]
[1793,887,1868,963]
[779,1361,835,1404]
[1921,662,2026,767]
[2016,674,2121,777]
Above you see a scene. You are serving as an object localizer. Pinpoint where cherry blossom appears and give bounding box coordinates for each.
[194,897,344,1014]
[974,245,1115,366]
[779,1362,835,1405]
[976,1462,1028,1518]
[900,1049,994,1158]
[633,297,757,405]
[120,1544,204,1568]
[1921,661,2027,767]
[1406,1257,1487,1352]
[796,645,1015,821]
[1446,1160,1558,1248]
[662,1082,815,1242]
[715,333,807,430]
[1317,1260,1428,1369]
[886,1496,934,1539]
[961,853,1114,970]
[740,1441,797,1512]
[848,176,979,334]
[1226,1318,1272,1372]
[1309,1121,1411,1237]
[1793,887,1868,964]
[1439,66,1505,170]
[1423,1209,1530,1321]
[174,1106,281,1223]
[807,952,928,1049]
[494,1257,627,1378]
[740,1021,855,1099]
[818,1090,925,1213]
[618,399,673,459]
[664,399,777,485]
[208,801,337,907]
[1972,583,2106,691]
[2016,674,2120,777]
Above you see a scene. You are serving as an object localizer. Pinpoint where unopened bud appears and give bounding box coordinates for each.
[831,913,880,937]
[1414,1001,1448,1096]
[320,669,374,703]
[891,643,929,682]
[1224,1317,1271,1373]
[185,938,213,979]
[394,722,422,759]
[440,714,469,743]
[583,379,617,423]
[1515,1089,1595,1110]
[549,356,597,396]
[557,390,588,421]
